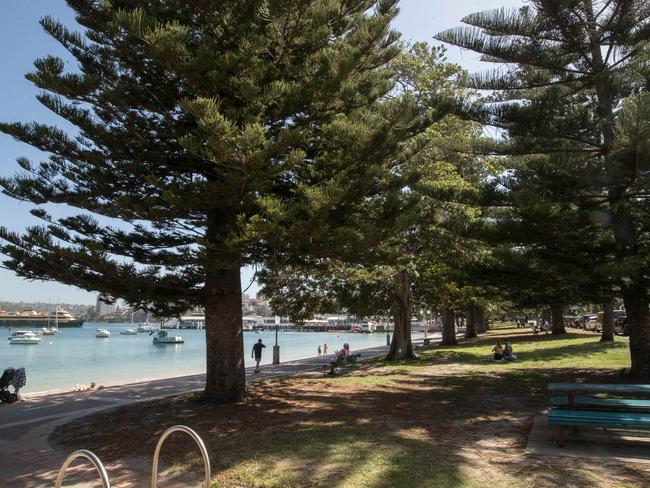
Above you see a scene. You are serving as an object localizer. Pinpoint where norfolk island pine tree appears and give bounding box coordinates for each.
[0,0,426,401]
[259,43,483,359]
[436,1,650,377]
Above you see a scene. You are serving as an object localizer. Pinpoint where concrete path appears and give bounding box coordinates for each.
[0,335,438,487]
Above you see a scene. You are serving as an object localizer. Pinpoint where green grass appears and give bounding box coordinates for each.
[209,329,635,487]
[419,329,630,372]
[203,329,636,487]
[52,326,646,488]
[209,426,514,488]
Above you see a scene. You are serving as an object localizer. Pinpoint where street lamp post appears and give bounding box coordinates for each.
[272,316,280,364]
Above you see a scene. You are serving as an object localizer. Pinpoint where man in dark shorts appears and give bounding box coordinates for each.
[252,338,266,373]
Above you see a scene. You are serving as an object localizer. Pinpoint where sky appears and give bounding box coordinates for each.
[0,0,524,305]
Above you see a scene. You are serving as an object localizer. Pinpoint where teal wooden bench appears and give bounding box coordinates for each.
[548,383,650,447]
[548,408,650,446]
[549,383,650,396]
[551,396,650,411]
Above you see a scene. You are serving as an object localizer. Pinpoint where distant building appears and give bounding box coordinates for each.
[95,296,117,316]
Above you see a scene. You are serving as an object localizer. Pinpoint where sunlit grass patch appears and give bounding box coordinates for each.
[418,329,629,372]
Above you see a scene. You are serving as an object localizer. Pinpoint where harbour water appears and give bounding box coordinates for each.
[1,323,407,395]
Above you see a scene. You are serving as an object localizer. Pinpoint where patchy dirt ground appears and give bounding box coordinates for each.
[50,344,650,488]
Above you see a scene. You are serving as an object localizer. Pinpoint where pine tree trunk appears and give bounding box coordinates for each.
[386,270,415,360]
[623,290,650,379]
[441,307,457,345]
[586,6,648,377]
[600,301,615,342]
[203,265,246,402]
[476,305,486,334]
[551,304,566,335]
[465,303,477,339]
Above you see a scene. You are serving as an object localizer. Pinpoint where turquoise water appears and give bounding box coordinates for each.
[1,323,400,394]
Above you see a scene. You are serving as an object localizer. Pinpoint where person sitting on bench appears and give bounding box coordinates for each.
[327,343,351,374]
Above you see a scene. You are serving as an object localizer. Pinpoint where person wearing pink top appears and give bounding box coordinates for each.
[327,343,351,374]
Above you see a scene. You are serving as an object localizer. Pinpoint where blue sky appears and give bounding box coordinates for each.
[0,0,523,304]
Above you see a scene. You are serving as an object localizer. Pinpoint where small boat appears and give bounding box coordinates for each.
[152,330,184,344]
[38,327,59,336]
[96,328,111,338]
[9,331,42,345]
[120,328,137,335]
[137,324,154,333]
[8,330,33,340]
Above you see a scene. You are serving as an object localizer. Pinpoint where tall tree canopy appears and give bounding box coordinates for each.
[436,0,650,376]
[0,0,424,401]
[260,43,488,358]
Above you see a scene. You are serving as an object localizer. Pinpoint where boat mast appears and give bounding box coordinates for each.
[47,298,51,328]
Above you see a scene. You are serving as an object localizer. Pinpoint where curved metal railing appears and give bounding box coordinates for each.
[55,449,111,488]
[151,425,211,488]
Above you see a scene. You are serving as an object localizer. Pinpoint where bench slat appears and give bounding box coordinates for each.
[548,408,650,429]
[548,383,650,395]
[551,396,650,410]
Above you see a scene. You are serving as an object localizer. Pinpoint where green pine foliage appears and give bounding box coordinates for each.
[0,0,425,399]
[436,1,650,365]
[260,43,494,355]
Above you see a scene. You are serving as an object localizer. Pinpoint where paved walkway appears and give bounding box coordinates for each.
[0,335,438,487]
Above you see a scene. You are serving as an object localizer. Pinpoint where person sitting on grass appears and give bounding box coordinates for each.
[491,341,504,361]
[503,342,517,361]
[327,343,351,374]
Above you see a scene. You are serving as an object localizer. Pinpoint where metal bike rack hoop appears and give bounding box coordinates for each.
[55,449,111,488]
[151,425,211,488]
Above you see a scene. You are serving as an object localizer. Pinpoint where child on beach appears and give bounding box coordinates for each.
[317,345,322,357]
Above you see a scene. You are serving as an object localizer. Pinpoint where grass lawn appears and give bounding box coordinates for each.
[51,327,650,488]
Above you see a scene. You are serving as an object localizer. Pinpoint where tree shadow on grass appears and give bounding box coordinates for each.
[51,385,473,487]
[47,362,637,488]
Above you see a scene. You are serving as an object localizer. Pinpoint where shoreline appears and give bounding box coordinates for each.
[21,335,427,399]
[7,328,414,398]
[22,370,205,399]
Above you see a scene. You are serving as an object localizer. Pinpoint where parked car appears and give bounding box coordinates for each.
[577,315,589,329]
[595,309,626,333]
[584,315,598,332]
[564,316,581,328]
[615,316,629,336]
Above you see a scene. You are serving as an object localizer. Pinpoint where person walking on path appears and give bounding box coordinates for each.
[317,345,322,357]
[252,339,266,373]
[323,343,328,355]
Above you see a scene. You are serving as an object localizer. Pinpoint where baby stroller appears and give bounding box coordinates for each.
[0,367,26,404]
